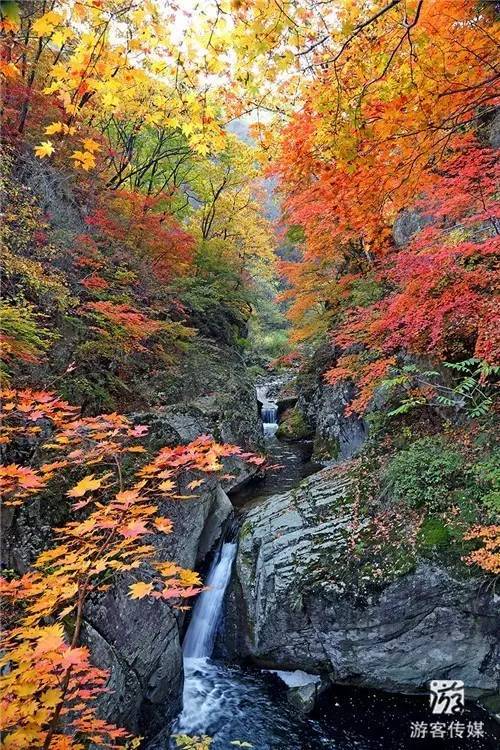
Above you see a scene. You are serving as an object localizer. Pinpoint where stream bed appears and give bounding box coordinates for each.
[151,382,500,750]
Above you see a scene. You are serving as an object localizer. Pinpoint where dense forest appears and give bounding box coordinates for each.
[0,1,499,749]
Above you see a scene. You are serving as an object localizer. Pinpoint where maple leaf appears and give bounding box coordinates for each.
[67,474,103,497]
[41,687,63,708]
[45,121,64,135]
[131,425,148,437]
[82,138,101,153]
[154,517,173,534]
[32,10,63,36]
[128,581,154,599]
[187,478,205,490]
[158,479,175,492]
[115,489,141,506]
[179,569,202,586]
[71,150,96,171]
[34,627,65,655]
[119,520,150,538]
[35,141,55,158]
[0,60,20,78]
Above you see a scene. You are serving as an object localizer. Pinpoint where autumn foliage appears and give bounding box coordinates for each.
[273,1,499,414]
[0,388,261,748]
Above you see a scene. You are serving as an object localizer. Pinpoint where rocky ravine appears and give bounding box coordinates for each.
[83,350,263,738]
[223,467,500,706]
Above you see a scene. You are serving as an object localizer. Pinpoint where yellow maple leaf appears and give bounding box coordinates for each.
[34,141,55,158]
[70,150,96,171]
[179,568,202,586]
[129,581,154,599]
[81,138,101,153]
[44,121,64,135]
[154,517,173,534]
[156,562,179,577]
[40,687,62,708]
[15,681,39,697]
[158,479,175,492]
[43,81,61,95]
[66,473,102,497]
[32,10,63,37]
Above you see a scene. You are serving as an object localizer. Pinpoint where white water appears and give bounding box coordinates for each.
[257,384,279,438]
[176,542,238,735]
[182,542,237,659]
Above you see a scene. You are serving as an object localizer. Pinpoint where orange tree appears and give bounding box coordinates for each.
[271,0,499,411]
[0,388,261,749]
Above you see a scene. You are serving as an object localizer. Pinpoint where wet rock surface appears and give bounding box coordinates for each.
[296,373,367,462]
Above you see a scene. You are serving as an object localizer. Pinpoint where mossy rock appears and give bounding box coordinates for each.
[313,436,340,461]
[276,408,313,441]
[240,520,254,540]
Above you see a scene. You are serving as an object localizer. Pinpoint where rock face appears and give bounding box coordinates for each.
[297,378,367,462]
[224,468,500,698]
[150,339,263,451]
[392,208,433,247]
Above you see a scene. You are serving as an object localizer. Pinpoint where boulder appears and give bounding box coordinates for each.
[287,682,321,713]
[224,468,500,700]
[392,208,433,247]
[275,407,314,441]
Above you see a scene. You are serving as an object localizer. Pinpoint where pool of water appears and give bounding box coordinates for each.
[148,658,500,750]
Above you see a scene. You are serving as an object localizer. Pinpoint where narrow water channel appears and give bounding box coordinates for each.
[152,381,500,750]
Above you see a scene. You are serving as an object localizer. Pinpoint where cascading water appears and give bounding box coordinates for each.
[182,542,237,659]
[257,384,279,438]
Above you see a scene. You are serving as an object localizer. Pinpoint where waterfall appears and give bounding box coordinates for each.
[261,404,278,424]
[182,542,237,658]
[175,541,238,737]
[257,384,279,438]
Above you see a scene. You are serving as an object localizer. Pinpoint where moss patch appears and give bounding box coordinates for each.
[417,516,451,550]
[276,408,313,441]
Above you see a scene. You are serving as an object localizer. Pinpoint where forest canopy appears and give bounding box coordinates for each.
[0,1,499,748]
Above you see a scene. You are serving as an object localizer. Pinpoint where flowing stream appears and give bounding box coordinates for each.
[159,381,499,750]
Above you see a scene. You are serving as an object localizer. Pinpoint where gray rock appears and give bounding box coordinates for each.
[287,682,319,713]
[83,593,182,736]
[152,339,264,451]
[393,209,433,247]
[487,108,500,149]
[297,379,367,462]
[224,468,500,698]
